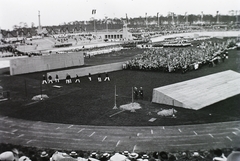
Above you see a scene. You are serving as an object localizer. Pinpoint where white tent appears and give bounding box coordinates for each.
[152,70,240,110]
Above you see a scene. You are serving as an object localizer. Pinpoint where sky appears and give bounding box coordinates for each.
[0,0,239,30]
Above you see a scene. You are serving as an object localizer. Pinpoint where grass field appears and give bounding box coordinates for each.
[0,46,240,126]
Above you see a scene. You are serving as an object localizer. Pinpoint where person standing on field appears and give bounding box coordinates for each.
[48,74,53,83]
[75,74,80,83]
[104,72,110,81]
[42,75,47,84]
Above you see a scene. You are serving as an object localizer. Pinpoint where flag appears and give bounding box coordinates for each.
[145,13,147,22]
[201,11,204,19]
[92,9,96,14]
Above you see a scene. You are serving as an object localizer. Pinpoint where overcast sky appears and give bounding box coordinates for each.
[0,0,239,30]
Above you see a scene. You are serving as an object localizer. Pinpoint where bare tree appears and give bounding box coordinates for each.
[12,25,19,30]
[24,22,28,28]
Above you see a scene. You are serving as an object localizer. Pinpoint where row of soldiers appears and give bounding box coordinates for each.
[42,72,110,84]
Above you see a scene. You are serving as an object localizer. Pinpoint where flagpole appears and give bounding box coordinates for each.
[94,16,96,33]
[113,85,117,109]
[236,11,238,24]
[145,13,148,28]
[105,17,108,32]
[92,9,96,33]
[131,87,135,112]
[172,12,174,25]
[132,87,134,104]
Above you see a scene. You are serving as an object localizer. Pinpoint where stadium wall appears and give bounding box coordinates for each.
[10,52,84,75]
[47,62,125,80]
[0,67,9,75]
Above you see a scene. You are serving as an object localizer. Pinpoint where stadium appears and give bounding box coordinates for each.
[1,3,240,161]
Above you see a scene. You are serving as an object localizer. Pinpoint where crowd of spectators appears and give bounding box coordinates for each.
[0,143,239,161]
[126,39,236,73]
[46,44,122,58]
[51,33,101,46]
[129,23,240,36]
[0,45,42,58]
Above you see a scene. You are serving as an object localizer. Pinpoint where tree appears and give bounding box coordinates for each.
[23,22,28,28]
[19,22,24,27]
[12,25,19,30]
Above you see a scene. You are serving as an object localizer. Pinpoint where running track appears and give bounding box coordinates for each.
[1,31,240,152]
[0,116,239,152]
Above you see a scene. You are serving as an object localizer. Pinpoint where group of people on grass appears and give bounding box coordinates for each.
[126,40,230,73]
[133,86,143,100]
[42,72,110,85]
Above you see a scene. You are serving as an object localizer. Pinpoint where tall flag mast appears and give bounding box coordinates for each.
[105,16,108,32]
[171,12,175,25]
[216,11,219,24]
[92,9,96,32]
[145,13,148,28]
[185,12,188,25]
[201,11,204,25]
[236,10,239,24]
[38,11,42,30]
[157,12,159,27]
